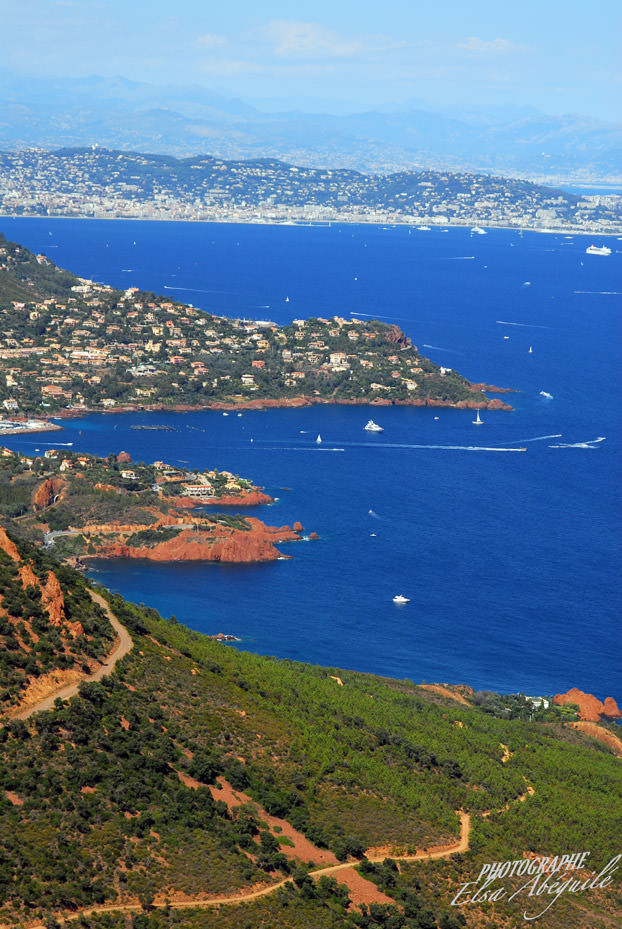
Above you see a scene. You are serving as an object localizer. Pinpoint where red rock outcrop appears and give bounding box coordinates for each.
[572,722,622,756]
[32,477,65,511]
[168,490,273,507]
[40,570,68,629]
[385,324,413,349]
[553,688,621,722]
[0,525,81,636]
[603,697,622,719]
[116,451,132,463]
[0,526,21,563]
[95,518,302,564]
[468,383,515,394]
[203,490,273,507]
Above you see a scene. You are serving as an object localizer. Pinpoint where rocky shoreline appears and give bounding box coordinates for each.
[45,389,513,423]
[82,518,306,564]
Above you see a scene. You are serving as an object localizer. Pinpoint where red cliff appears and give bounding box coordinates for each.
[603,697,622,719]
[95,518,302,564]
[169,490,274,507]
[0,526,82,637]
[553,688,622,722]
[32,477,66,511]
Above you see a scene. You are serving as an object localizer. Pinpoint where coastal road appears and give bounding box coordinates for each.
[9,589,132,721]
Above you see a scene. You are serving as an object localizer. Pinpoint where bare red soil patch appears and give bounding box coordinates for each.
[210,777,339,867]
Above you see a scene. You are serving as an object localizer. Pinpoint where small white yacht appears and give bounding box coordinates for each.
[473,409,484,425]
[364,420,384,432]
[393,594,410,604]
[316,434,322,444]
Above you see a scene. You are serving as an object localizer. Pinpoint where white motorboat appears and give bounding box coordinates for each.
[364,420,384,432]
[393,594,410,604]
[585,244,612,256]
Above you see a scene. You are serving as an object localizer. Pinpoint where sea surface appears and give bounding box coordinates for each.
[2,218,621,700]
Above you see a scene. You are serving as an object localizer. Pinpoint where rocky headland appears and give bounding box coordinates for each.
[91,518,303,563]
[553,687,622,723]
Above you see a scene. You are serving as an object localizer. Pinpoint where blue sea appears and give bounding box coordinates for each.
[2,218,621,700]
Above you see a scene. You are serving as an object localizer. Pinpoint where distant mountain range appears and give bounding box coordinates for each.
[1,69,621,182]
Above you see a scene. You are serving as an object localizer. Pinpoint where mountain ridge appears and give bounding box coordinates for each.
[1,69,620,181]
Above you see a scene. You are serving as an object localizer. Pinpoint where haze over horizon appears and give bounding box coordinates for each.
[2,0,620,123]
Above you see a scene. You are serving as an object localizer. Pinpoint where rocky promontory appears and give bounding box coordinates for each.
[91,518,303,563]
[553,687,622,722]
[174,489,274,507]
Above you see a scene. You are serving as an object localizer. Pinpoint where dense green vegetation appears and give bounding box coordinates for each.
[125,527,183,548]
[0,232,80,299]
[0,536,619,928]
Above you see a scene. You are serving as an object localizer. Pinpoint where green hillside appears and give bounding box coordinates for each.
[0,232,80,300]
[0,531,620,929]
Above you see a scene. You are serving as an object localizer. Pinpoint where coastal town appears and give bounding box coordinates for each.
[1,148,621,233]
[0,231,508,420]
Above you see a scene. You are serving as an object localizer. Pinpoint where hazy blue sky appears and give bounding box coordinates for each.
[2,0,620,120]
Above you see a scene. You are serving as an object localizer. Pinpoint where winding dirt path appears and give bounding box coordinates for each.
[8,590,132,721]
[17,811,473,927]
[2,607,539,926]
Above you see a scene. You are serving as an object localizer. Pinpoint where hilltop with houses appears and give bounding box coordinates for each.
[0,232,508,418]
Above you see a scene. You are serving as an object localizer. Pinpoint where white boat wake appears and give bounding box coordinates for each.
[549,437,606,449]
[423,344,465,354]
[496,320,556,330]
[342,442,526,452]
[513,434,561,443]
[164,285,242,295]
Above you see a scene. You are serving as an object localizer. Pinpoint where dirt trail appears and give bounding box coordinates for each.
[2,609,542,925]
[12,776,537,927]
[17,811,473,927]
[8,590,132,721]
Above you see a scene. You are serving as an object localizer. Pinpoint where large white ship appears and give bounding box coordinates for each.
[585,244,612,256]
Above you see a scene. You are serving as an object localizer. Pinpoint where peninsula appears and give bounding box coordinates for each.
[0,446,305,565]
[0,232,511,419]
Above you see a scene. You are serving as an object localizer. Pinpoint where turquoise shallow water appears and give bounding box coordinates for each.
[3,218,621,699]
